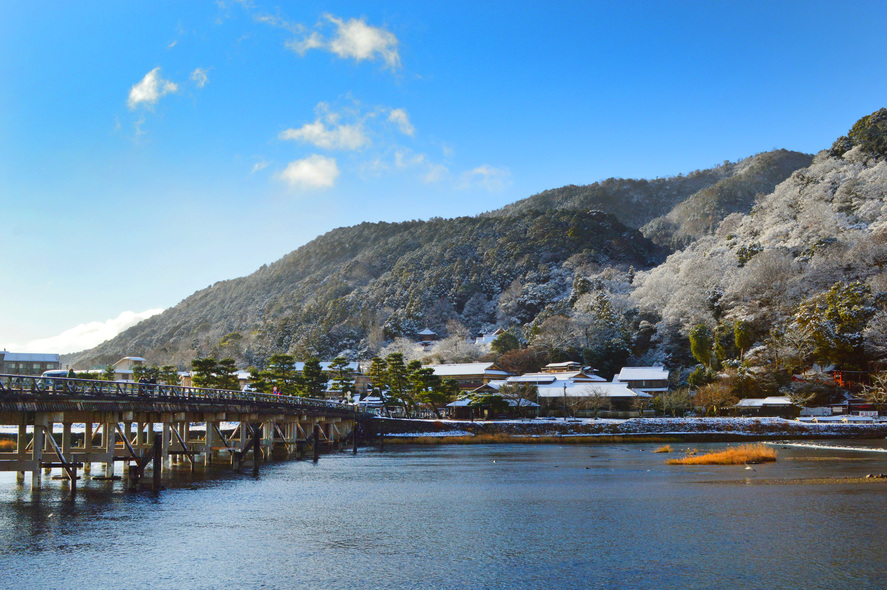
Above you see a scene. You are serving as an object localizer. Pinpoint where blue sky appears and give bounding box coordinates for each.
[2,1,886,354]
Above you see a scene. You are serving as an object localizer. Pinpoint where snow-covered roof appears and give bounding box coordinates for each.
[507,375,557,384]
[735,396,793,408]
[417,328,437,336]
[447,397,539,408]
[122,356,146,362]
[537,381,650,399]
[2,352,60,362]
[294,361,360,373]
[544,362,582,370]
[613,366,669,382]
[512,371,605,383]
[429,363,510,377]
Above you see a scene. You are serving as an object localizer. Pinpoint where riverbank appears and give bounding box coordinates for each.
[370,416,887,444]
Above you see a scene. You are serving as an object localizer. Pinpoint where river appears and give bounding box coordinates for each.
[1,440,886,589]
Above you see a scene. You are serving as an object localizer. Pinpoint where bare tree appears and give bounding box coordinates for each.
[859,372,887,416]
[694,381,737,416]
[498,383,538,419]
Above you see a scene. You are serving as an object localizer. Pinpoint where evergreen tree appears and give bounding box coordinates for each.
[328,356,356,397]
[191,357,218,388]
[794,280,878,368]
[368,357,388,395]
[216,358,239,391]
[265,353,297,395]
[733,320,755,361]
[689,324,713,368]
[300,357,328,398]
[158,365,180,386]
[385,353,411,412]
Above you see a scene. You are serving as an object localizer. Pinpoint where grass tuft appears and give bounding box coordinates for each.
[666,444,776,466]
[654,445,673,453]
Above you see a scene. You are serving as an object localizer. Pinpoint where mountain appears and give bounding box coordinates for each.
[631,108,887,371]
[67,208,664,369]
[640,150,813,249]
[487,149,810,235]
[66,109,887,379]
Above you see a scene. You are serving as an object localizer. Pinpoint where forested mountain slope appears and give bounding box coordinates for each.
[640,150,812,249]
[489,150,810,231]
[66,109,887,386]
[68,209,663,369]
[632,108,887,374]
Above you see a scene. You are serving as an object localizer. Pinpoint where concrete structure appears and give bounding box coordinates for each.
[0,351,60,376]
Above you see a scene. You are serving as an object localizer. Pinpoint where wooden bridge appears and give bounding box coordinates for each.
[0,373,363,492]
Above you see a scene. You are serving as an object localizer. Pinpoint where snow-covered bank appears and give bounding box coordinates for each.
[375,417,887,440]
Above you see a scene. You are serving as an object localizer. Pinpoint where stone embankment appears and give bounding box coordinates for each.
[370,417,887,442]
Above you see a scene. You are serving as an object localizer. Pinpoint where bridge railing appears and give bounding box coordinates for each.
[0,374,354,413]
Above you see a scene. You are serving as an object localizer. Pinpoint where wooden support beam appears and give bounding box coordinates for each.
[40,425,78,493]
[313,423,320,463]
[252,423,261,476]
[152,436,162,491]
[169,425,195,468]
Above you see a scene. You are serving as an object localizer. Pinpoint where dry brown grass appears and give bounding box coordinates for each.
[654,445,673,453]
[667,444,777,466]
[0,440,15,451]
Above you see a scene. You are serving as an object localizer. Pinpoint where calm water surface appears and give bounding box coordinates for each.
[1,441,886,589]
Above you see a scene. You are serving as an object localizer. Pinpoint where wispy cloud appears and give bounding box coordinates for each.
[15,309,164,355]
[387,108,414,136]
[279,154,339,189]
[393,148,449,184]
[279,120,369,150]
[285,14,400,70]
[127,67,178,109]
[458,165,511,192]
[190,67,210,88]
[251,160,270,173]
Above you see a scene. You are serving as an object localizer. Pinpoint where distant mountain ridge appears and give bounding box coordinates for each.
[64,148,814,370]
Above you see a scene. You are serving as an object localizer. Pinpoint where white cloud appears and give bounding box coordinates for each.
[326,15,400,69]
[16,309,164,355]
[387,108,414,136]
[423,163,449,184]
[251,160,270,173]
[391,149,449,183]
[279,154,339,189]
[190,67,209,88]
[279,120,369,150]
[285,14,400,70]
[458,165,511,192]
[127,67,178,109]
[288,31,325,54]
